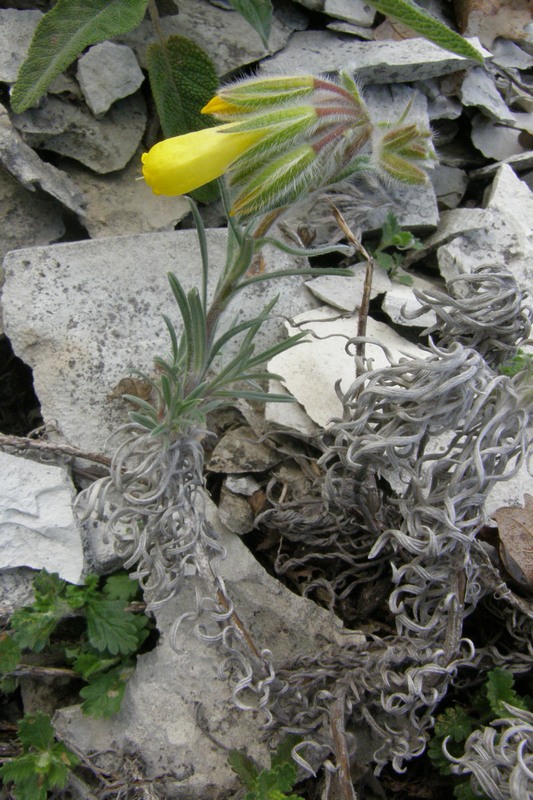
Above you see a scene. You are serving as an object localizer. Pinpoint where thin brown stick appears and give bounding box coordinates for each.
[0,432,111,468]
[329,203,375,377]
[330,693,358,800]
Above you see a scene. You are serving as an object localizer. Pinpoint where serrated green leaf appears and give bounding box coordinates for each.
[485,668,529,716]
[10,0,149,113]
[226,0,273,47]
[0,633,22,673]
[18,712,55,752]
[85,598,141,655]
[71,649,121,680]
[228,749,260,788]
[365,0,483,63]
[146,34,219,204]
[434,706,476,744]
[11,604,69,653]
[103,572,140,602]
[0,714,79,800]
[80,664,134,717]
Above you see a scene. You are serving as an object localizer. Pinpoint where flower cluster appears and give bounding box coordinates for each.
[142,72,435,218]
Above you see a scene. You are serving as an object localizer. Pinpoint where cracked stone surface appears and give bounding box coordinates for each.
[0,452,84,584]
[77,42,145,117]
[1,230,319,452]
[54,499,364,799]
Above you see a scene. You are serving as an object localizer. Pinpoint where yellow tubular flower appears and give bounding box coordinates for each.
[141,125,265,196]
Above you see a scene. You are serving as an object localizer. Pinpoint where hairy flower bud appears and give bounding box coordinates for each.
[141,71,436,218]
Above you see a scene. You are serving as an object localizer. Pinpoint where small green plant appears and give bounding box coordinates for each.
[428,668,532,799]
[0,569,152,718]
[0,711,79,800]
[371,211,422,284]
[499,348,533,377]
[228,734,304,800]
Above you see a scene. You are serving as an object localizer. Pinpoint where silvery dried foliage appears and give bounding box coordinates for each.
[446,704,533,800]
[259,265,533,782]
[82,264,532,794]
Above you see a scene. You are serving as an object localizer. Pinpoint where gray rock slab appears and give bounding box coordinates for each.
[64,151,189,238]
[460,67,516,123]
[436,166,533,291]
[2,230,320,453]
[0,104,85,217]
[207,426,281,473]
[11,93,146,174]
[430,164,468,209]
[267,307,427,428]
[0,9,41,84]
[471,113,528,161]
[0,452,84,584]
[0,172,65,269]
[491,39,533,70]
[382,273,439,328]
[326,20,375,39]
[324,0,375,26]
[260,32,487,83]
[305,264,392,312]
[120,0,303,74]
[54,499,364,798]
[77,42,145,117]
[415,79,463,121]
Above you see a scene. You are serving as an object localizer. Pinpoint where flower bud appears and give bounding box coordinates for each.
[373,120,436,184]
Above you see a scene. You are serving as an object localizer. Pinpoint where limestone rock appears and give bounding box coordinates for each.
[0,104,85,217]
[54,501,364,798]
[471,114,529,161]
[120,0,304,74]
[436,165,533,292]
[267,307,427,428]
[0,9,41,84]
[11,93,146,174]
[431,164,468,209]
[324,0,375,26]
[1,230,319,452]
[77,42,144,117]
[460,67,515,123]
[0,171,65,266]
[305,264,392,313]
[0,452,84,584]
[261,32,487,83]
[64,152,189,238]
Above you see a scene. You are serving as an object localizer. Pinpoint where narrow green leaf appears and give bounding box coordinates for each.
[146,34,219,204]
[365,0,484,63]
[226,0,273,48]
[11,0,149,113]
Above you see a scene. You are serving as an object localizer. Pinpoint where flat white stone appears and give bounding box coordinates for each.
[261,32,487,83]
[382,274,439,328]
[436,167,533,291]
[265,379,319,436]
[0,452,84,584]
[0,9,41,84]
[306,263,391,312]
[460,67,515,123]
[119,0,302,74]
[430,164,468,209]
[54,499,363,797]
[0,104,85,216]
[64,151,189,238]
[491,39,533,70]
[471,114,528,161]
[0,171,65,267]
[267,307,427,427]
[77,42,144,117]
[2,230,319,452]
[324,0,375,26]
[11,93,146,173]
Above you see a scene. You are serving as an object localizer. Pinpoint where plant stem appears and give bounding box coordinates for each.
[330,203,375,378]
